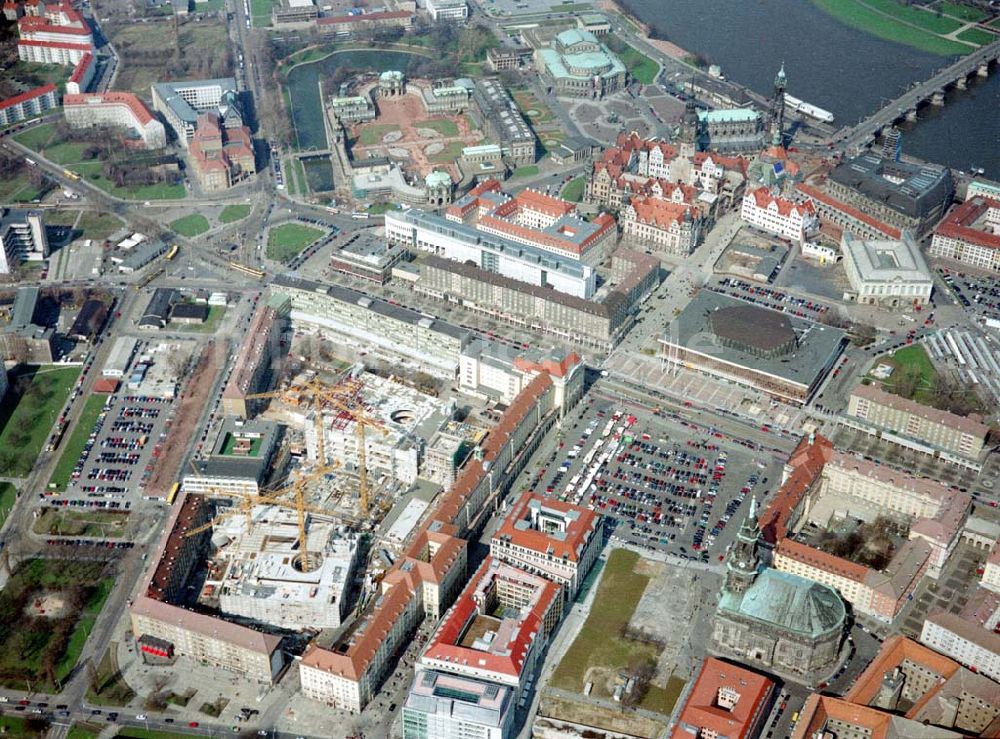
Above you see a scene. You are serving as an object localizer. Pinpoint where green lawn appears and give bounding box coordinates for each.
[0,483,17,530]
[284,158,307,196]
[266,222,324,262]
[72,162,186,200]
[14,121,59,151]
[957,27,996,45]
[615,42,659,84]
[56,577,115,682]
[367,202,400,215]
[88,647,135,707]
[551,550,683,715]
[0,366,79,477]
[33,508,129,538]
[194,0,225,10]
[878,344,937,403]
[561,176,586,202]
[938,1,988,21]
[862,0,963,34]
[44,210,81,227]
[68,724,103,739]
[420,118,460,137]
[0,171,44,203]
[357,123,402,146]
[513,165,540,177]
[992,17,1000,28]
[427,141,467,164]
[48,393,107,492]
[170,214,211,238]
[809,0,975,54]
[250,0,275,25]
[219,204,252,224]
[78,212,125,242]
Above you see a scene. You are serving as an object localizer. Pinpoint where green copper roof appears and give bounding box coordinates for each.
[698,108,760,124]
[718,569,846,639]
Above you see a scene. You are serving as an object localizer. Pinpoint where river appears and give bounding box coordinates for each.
[623,0,1000,177]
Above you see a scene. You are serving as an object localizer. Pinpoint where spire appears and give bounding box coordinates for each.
[775,62,786,91]
[739,495,759,539]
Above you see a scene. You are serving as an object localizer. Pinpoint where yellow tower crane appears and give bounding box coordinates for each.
[318,377,388,518]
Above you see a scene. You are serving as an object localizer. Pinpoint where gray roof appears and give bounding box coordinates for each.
[139,288,176,328]
[120,240,167,272]
[841,231,932,285]
[152,78,239,127]
[664,291,846,390]
[272,273,470,342]
[829,154,953,219]
[398,208,591,279]
[719,568,846,639]
[9,286,39,330]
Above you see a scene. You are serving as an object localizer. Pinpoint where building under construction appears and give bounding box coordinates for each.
[202,506,360,632]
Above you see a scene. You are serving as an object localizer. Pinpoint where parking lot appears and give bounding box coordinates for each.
[938,266,1000,322]
[707,277,832,320]
[529,396,782,563]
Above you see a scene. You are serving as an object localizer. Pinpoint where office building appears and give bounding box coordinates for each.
[183,418,281,497]
[271,0,318,25]
[459,341,584,413]
[847,383,989,463]
[535,29,627,99]
[0,207,48,273]
[151,79,243,148]
[740,187,818,243]
[272,274,469,377]
[490,492,599,601]
[826,154,954,237]
[419,556,562,692]
[929,196,1000,272]
[670,658,775,739]
[330,237,406,285]
[189,112,256,192]
[64,92,167,149]
[486,47,531,72]
[64,50,94,94]
[840,230,933,308]
[0,287,53,362]
[423,0,467,21]
[402,671,515,739]
[660,292,846,406]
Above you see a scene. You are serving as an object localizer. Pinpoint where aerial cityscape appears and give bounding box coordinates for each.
[0,0,998,735]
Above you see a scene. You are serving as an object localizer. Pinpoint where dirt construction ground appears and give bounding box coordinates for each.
[350,92,483,181]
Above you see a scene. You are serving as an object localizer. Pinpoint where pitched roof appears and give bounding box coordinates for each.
[745,186,815,218]
[628,195,696,228]
[493,491,598,562]
[796,183,902,239]
[759,434,832,544]
[64,91,155,125]
[935,196,1000,250]
[0,83,56,110]
[671,658,774,739]
[850,382,989,438]
[845,635,959,709]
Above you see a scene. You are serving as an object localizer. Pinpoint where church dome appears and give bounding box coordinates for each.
[725,569,846,639]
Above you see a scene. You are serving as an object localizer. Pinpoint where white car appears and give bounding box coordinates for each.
[136,714,146,720]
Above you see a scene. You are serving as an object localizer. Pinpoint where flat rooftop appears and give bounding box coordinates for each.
[662,291,847,389]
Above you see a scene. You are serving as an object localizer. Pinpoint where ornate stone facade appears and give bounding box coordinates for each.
[710,499,847,683]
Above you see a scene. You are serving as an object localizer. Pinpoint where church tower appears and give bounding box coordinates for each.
[770,63,787,148]
[724,496,761,595]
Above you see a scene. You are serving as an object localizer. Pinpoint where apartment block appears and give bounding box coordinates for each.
[921,611,1000,683]
[64,92,167,149]
[847,383,989,462]
[929,196,1000,272]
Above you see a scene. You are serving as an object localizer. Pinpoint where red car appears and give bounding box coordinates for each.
[189,722,199,728]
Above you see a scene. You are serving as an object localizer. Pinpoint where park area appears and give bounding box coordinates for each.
[219,204,252,224]
[14,123,185,201]
[266,222,324,262]
[33,508,131,538]
[0,365,79,477]
[871,344,981,415]
[809,0,992,54]
[44,210,125,243]
[0,558,114,690]
[550,549,685,716]
[170,214,211,238]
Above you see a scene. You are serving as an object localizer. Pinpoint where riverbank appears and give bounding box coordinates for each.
[808,0,993,56]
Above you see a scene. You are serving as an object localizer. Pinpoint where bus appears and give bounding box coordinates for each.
[63,169,80,181]
[166,482,181,505]
[229,261,265,279]
[24,157,36,166]
[165,244,179,261]
[135,267,165,289]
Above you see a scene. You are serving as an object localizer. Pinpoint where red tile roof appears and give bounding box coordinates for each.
[17,38,92,49]
[493,491,598,562]
[845,635,959,711]
[512,350,581,379]
[67,51,93,84]
[934,196,1000,251]
[746,186,815,218]
[796,183,901,239]
[671,657,775,739]
[628,195,697,228]
[776,537,870,583]
[64,91,155,125]
[18,13,90,32]
[759,434,832,544]
[0,83,56,110]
